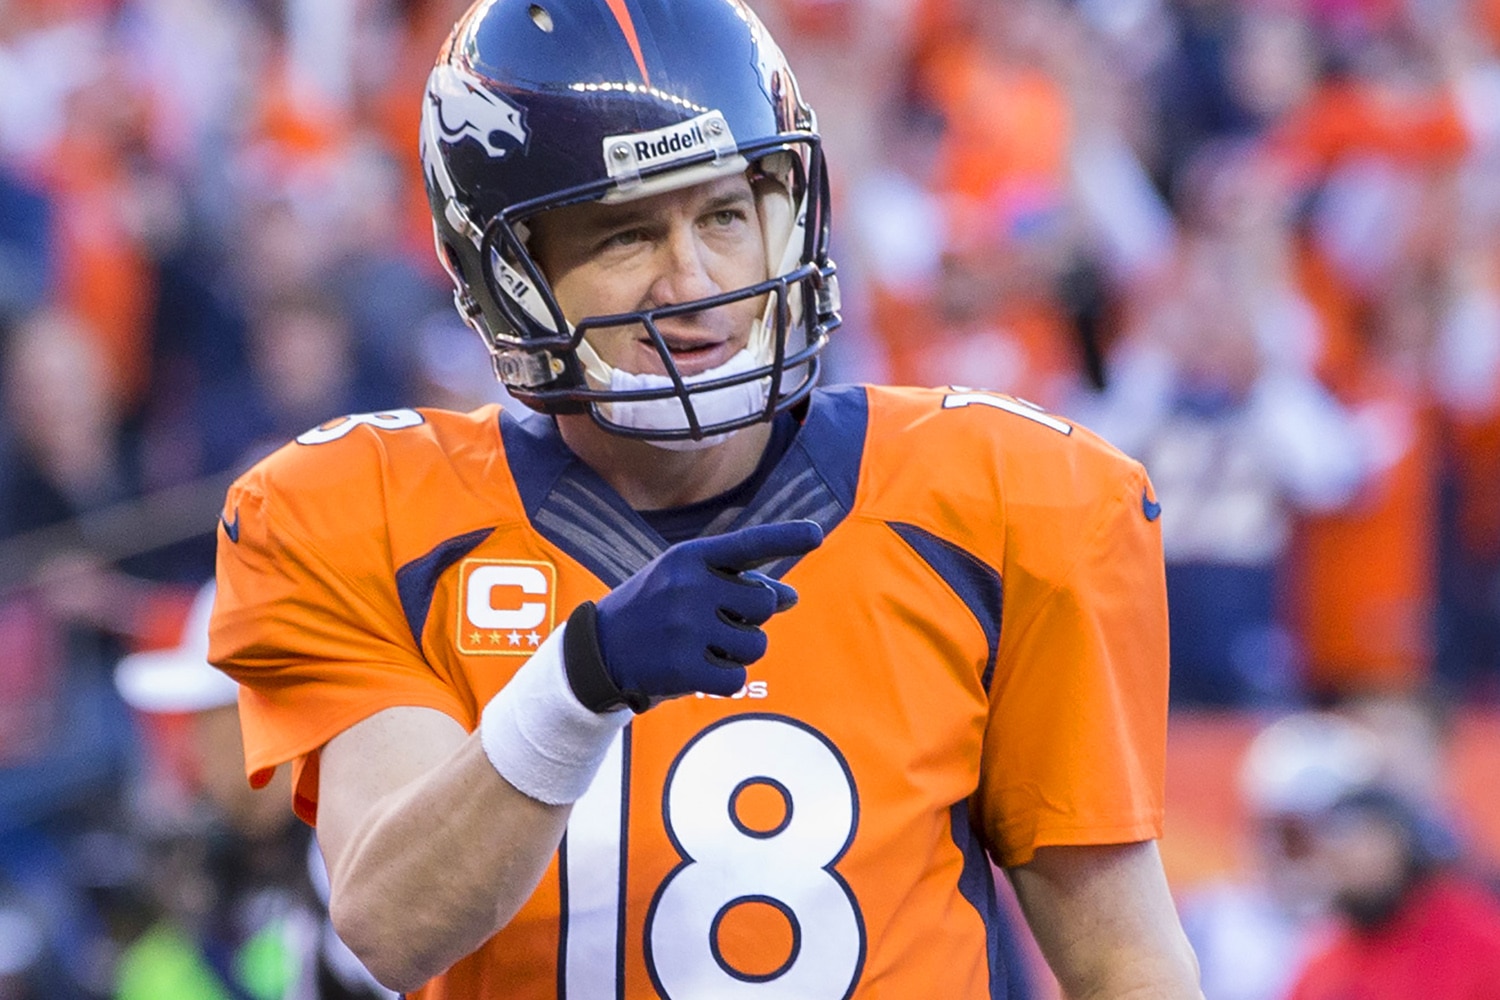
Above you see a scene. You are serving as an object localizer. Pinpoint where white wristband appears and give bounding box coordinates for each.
[479,623,632,805]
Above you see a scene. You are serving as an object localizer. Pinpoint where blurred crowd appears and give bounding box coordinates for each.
[1181,697,1500,1000]
[4,0,1500,996]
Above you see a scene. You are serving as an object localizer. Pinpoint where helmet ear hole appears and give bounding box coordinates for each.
[431,224,466,287]
[528,4,554,32]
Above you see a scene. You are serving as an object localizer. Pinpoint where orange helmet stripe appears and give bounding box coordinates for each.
[602,0,651,87]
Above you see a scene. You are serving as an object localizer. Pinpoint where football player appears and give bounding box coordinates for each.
[210,0,1203,996]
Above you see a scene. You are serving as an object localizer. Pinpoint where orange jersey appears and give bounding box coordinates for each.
[211,384,1169,999]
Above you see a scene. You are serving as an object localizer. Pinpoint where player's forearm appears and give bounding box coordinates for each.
[1009,842,1203,1000]
[1058,953,1205,1000]
[1036,924,1202,1000]
[327,734,571,992]
[1043,908,1202,1000]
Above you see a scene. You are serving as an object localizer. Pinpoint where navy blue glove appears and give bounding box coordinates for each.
[563,520,824,713]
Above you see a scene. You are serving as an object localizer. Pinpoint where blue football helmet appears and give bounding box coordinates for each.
[419,0,840,443]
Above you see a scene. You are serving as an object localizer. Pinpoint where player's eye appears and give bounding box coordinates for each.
[706,208,747,228]
[600,227,648,251]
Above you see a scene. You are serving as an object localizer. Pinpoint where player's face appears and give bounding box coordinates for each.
[529,174,769,378]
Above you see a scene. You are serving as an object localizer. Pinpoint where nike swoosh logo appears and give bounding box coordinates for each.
[220,509,241,543]
[1142,491,1162,522]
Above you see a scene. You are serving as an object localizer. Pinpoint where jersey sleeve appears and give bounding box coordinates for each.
[210,442,471,824]
[977,454,1169,867]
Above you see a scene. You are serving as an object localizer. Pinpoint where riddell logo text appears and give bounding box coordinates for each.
[635,125,706,163]
[695,681,768,700]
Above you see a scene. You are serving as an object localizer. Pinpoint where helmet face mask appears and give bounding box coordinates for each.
[419,0,840,443]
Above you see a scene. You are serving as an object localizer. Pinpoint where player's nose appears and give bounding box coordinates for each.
[647,222,719,308]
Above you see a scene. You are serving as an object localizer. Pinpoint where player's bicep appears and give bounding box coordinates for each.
[316,706,468,881]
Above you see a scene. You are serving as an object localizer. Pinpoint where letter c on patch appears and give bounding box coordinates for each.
[467,565,548,630]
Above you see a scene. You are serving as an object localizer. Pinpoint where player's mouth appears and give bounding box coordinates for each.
[644,336,731,375]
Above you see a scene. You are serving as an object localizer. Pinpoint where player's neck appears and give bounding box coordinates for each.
[555,415,774,511]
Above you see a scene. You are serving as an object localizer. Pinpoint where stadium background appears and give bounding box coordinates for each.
[3,0,1500,996]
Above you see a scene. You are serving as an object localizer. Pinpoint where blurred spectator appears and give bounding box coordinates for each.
[1182,696,1479,1000]
[1284,783,1500,1000]
[872,214,1086,406]
[0,307,134,543]
[1149,0,1259,202]
[0,308,141,822]
[194,288,401,473]
[1438,408,1500,700]
[1275,27,1500,699]
[1285,268,1443,700]
[110,582,393,1000]
[323,135,450,400]
[39,48,165,417]
[0,307,221,997]
[0,305,203,634]
[1074,151,1372,705]
[1430,148,1500,699]
[0,1,110,167]
[854,0,1110,405]
[1180,710,1384,1000]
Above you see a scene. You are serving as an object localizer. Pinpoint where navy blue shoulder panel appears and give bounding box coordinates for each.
[732,385,868,577]
[949,800,1028,1000]
[395,527,495,647]
[499,409,667,586]
[497,407,579,515]
[789,384,866,514]
[886,522,1002,692]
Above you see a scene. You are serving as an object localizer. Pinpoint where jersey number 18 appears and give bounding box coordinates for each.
[562,714,865,999]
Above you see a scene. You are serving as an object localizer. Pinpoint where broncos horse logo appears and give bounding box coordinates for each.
[424,63,529,159]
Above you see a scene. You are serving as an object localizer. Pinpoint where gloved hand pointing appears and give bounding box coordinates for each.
[563,519,824,712]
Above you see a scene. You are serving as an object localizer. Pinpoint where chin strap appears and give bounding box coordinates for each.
[599,347,769,450]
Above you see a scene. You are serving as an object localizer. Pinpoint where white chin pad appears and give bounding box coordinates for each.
[599,348,769,450]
